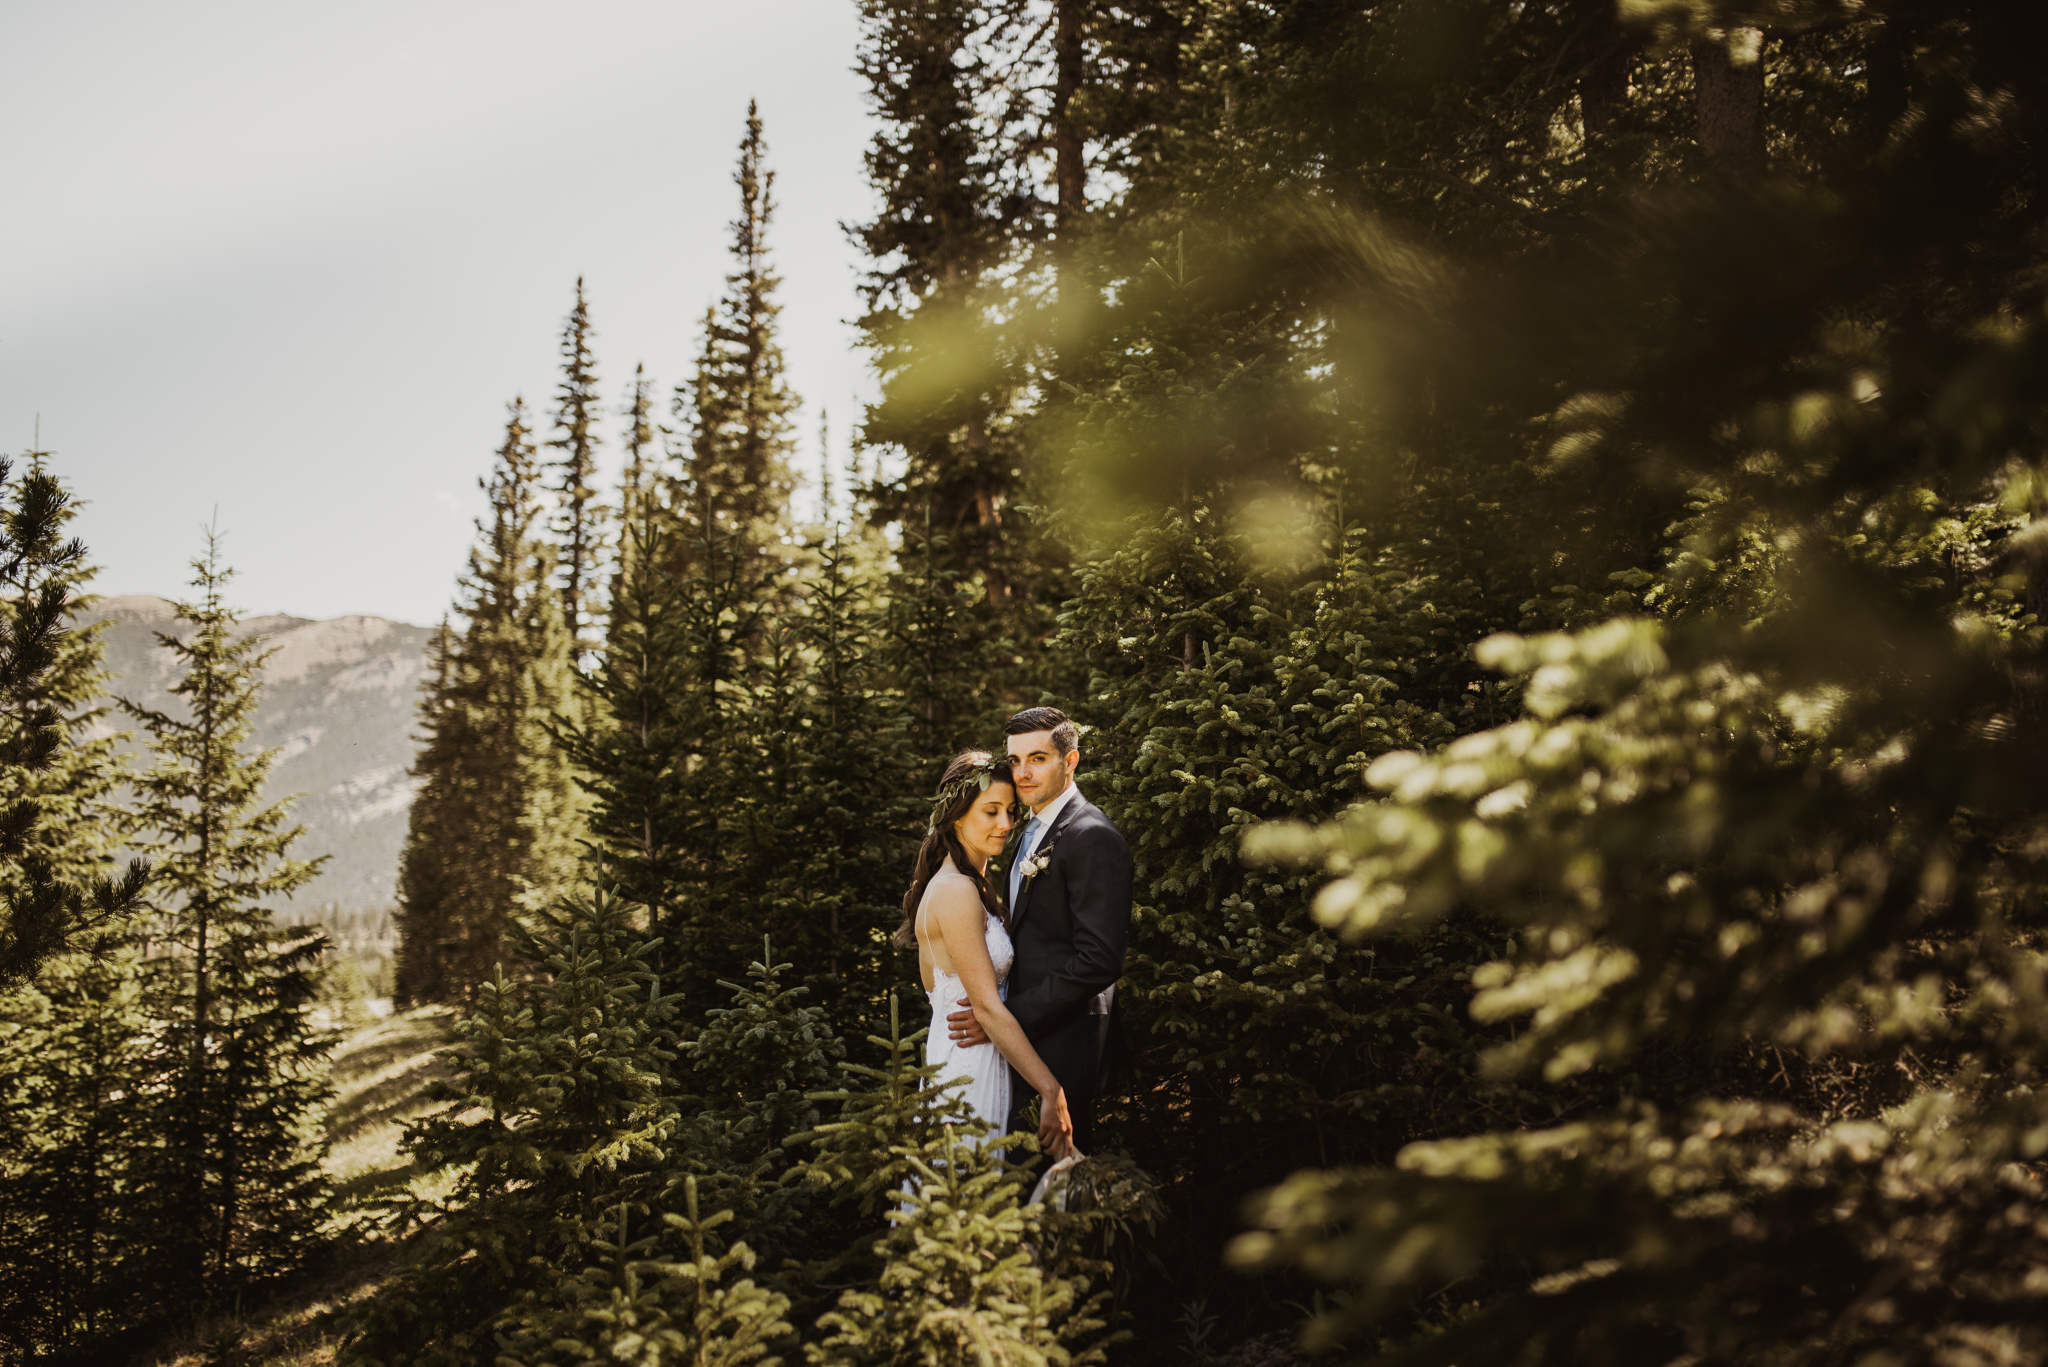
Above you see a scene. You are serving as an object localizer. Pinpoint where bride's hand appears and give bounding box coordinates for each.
[1038,1086,1074,1160]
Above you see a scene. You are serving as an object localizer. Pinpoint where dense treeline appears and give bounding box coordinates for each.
[0,512,334,1360]
[5,0,2048,1362]
[371,1,2048,1361]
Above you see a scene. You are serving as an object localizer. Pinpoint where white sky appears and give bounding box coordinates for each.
[0,1,879,625]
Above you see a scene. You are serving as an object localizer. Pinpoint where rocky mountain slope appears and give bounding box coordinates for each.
[86,595,434,913]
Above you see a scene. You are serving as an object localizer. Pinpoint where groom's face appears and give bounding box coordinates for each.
[1007,730,1079,814]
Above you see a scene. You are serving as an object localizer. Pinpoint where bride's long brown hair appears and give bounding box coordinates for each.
[892,750,1014,950]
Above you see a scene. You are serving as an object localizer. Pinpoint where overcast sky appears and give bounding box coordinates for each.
[0,1,878,625]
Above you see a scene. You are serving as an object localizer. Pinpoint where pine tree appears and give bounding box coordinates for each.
[494,1180,793,1367]
[396,400,585,1005]
[776,527,921,1016]
[550,278,606,659]
[0,452,154,1359]
[119,534,334,1318]
[616,362,659,593]
[682,938,844,1176]
[594,102,803,1007]
[0,943,154,1359]
[791,993,972,1224]
[853,0,1073,633]
[345,878,681,1365]
[881,511,999,757]
[568,483,690,927]
[687,102,801,549]
[0,452,147,985]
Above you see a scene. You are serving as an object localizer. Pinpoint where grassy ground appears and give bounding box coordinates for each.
[132,1004,456,1367]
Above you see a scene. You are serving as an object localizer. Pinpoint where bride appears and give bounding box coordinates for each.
[896,751,1074,1159]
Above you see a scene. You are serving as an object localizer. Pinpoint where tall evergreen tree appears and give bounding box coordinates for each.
[572,103,807,1011]
[0,942,154,1359]
[396,401,584,1005]
[346,878,683,1365]
[550,278,606,659]
[687,101,801,548]
[780,528,922,1009]
[0,452,153,1360]
[615,361,659,594]
[119,535,334,1320]
[0,452,147,985]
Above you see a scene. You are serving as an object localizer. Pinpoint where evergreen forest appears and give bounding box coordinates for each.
[8,2,2048,1363]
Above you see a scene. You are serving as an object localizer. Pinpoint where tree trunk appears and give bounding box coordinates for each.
[1054,1,1086,243]
[1579,25,1631,139]
[1693,31,1765,168]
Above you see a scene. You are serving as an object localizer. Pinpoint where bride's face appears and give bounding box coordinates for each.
[953,781,1018,861]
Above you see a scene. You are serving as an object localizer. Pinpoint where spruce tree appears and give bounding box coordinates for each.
[119,535,334,1319]
[396,400,585,1005]
[0,452,147,985]
[680,938,843,1184]
[777,527,921,1016]
[583,102,803,1009]
[615,362,659,593]
[346,878,681,1365]
[0,452,154,1358]
[0,942,154,1359]
[881,511,999,757]
[853,0,1073,664]
[791,993,971,1225]
[550,278,606,659]
[688,102,801,548]
[494,1179,794,1367]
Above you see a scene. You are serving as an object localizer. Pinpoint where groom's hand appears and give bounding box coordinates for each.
[947,999,990,1047]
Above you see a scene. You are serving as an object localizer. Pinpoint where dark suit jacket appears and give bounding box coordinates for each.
[1001,791,1133,1101]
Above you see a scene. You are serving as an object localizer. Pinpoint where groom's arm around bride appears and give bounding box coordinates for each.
[951,706,1133,1154]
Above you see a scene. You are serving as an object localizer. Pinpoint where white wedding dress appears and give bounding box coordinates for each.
[918,870,1015,1136]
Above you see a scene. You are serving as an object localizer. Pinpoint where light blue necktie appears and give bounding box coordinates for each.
[1009,814,1041,912]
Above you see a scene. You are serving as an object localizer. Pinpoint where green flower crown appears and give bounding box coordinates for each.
[929,755,1001,834]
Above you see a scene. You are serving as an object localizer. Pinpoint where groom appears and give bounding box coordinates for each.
[948,706,1132,1154]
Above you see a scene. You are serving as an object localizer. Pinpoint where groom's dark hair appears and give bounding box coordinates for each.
[1005,705,1080,758]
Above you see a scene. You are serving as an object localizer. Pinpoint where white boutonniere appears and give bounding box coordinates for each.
[1020,844,1056,886]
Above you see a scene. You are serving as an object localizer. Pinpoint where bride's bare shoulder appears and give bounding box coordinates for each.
[924,866,983,917]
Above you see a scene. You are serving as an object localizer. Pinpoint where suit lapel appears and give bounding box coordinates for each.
[1009,795,1085,935]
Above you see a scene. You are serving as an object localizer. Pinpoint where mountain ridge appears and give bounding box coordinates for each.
[85,594,433,913]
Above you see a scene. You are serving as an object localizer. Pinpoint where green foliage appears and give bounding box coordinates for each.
[118,538,335,1319]
[346,878,679,1365]
[397,400,585,1006]
[791,993,971,1223]
[0,451,147,986]
[809,1122,1107,1367]
[367,7,2048,1364]
[685,938,845,1166]
[687,102,801,550]
[5,536,349,1357]
[0,944,154,1359]
[549,277,606,658]
[1208,7,2048,1362]
[495,1181,793,1367]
